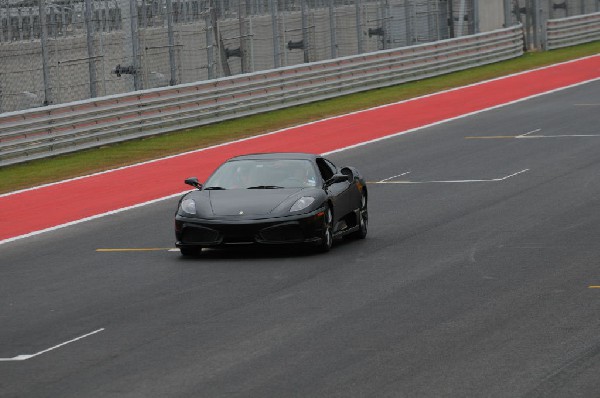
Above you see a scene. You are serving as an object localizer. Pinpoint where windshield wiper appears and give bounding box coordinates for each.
[204,186,226,190]
[247,185,284,189]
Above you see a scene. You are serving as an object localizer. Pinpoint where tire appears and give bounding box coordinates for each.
[316,206,333,252]
[180,246,201,257]
[350,192,368,239]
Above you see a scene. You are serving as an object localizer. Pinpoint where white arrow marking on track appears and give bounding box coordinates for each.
[517,134,600,138]
[374,169,529,184]
[378,172,411,183]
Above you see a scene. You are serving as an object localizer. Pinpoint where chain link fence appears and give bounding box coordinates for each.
[0,0,496,113]
[508,0,600,49]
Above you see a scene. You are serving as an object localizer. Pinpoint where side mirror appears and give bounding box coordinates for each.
[327,173,351,185]
[184,177,202,190]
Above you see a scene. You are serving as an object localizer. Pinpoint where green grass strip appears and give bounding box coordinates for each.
[1,41,599,194]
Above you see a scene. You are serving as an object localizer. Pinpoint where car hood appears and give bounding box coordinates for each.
[208,188,303,216]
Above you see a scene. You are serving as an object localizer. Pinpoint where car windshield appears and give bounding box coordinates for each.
[204,159,318,190]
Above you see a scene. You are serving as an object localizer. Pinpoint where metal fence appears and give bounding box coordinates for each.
[1,0,597,114]
[0,0,481,113]
[509,0,600,49]
[545,11,600,49]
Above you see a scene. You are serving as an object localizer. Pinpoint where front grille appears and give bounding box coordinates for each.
[215,224,258,243]
[222,236,256,244]
[182,227,220,244]
[259,223,304,242]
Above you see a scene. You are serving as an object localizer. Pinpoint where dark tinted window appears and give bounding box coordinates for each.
[316,158,336,180]
[205,159,318,189]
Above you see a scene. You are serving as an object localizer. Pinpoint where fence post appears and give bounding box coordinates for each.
[211,0,231,76]
[248,15,255,72]
[269,0,280,68]
[540,6,547,49]
[329,0,337,58]
[504,0,512,26]
[405,0,414,45]
[205,9,215,79]
[457,0,466,36]
[166,0,177,85]
[120,0,142,90]
[448,0,455,37]
[301,0,309,62]
[523,0,532,49]
[239,0,248,73]
[6,0,12,42]
[532,0,540,49]
[130,0,142,90]
[84,0,98,97]
[355,0,363,54]
[384,0,390,49]
[473,0,479,33]
[38,0,52,105]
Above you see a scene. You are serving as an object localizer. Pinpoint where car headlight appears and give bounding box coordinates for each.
[290,196,315,212]
[180,198,197,215]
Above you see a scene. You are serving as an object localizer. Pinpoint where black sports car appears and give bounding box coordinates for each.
[175,152,368,256]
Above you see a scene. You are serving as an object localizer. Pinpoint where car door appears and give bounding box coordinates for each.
[316,157,353,228]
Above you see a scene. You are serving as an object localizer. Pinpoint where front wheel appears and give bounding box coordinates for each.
[316,206,333,253]
[350,192,368,239]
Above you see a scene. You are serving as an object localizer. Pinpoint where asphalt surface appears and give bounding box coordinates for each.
[1,81,600,397]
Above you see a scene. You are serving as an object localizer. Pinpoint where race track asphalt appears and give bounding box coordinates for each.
[1,80,599,397]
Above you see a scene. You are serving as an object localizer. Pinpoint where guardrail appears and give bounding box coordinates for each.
[0,25,523,167]
[545,12,600,50]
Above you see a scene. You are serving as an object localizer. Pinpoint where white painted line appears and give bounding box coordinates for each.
[466,128,600,140]
[379,172,411,183]
[517,129,542,137]
[517,134,600,138]
[515,128,600,139]
[496,169,530,180]
[0,328,104,362]
[373,169,529,184]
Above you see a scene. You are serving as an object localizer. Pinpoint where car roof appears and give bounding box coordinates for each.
[227,152,319,161]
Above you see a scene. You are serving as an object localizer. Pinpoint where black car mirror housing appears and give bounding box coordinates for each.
[327,173,351,185]
[185,177,203,190]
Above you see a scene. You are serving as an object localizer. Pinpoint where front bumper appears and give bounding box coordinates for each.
[175,208,326,248]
